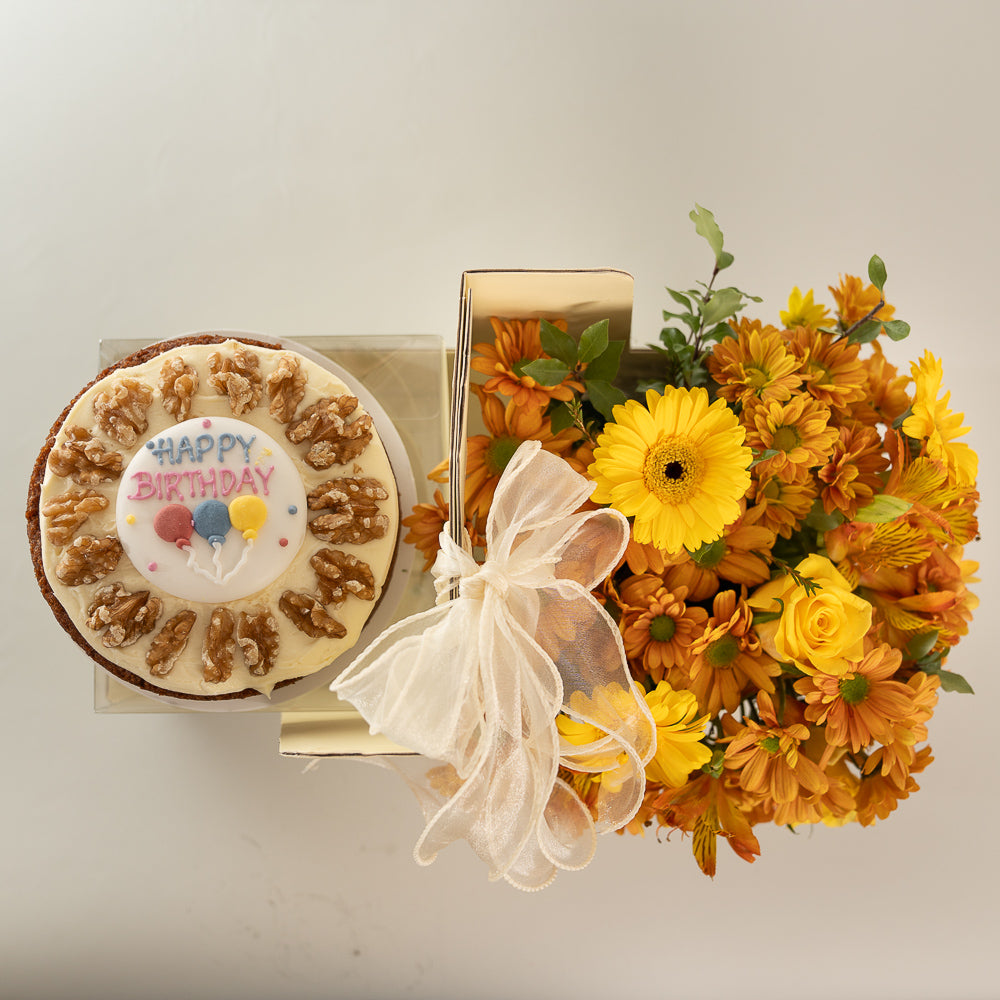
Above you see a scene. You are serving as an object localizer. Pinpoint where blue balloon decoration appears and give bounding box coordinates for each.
[192,499,231,547]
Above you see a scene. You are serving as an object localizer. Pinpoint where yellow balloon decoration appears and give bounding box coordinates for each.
[228,495,268,541]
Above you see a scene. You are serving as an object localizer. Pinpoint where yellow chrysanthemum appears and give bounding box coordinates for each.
[589,387,752,554]
[643,682,712,787]
[780,287,832,330]
[902,351,978,485]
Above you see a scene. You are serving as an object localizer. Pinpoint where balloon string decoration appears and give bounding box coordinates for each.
[152,496,268,584]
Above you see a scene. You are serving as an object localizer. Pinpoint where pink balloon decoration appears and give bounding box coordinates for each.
[153,504,193,549]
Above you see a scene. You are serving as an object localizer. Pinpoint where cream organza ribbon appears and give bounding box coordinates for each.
[331,441,655,890]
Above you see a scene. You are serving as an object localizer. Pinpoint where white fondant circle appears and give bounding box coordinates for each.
[116,416,307,602]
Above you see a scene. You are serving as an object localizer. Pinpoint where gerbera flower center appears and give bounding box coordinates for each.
[838,674,870,705]
[771,426,800,453]
[648,614,677,643]
[642,437,706,505]
[704,634,739,669]
[485,435,521,476]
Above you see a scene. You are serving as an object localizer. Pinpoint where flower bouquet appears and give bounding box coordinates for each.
[393,208,980,878]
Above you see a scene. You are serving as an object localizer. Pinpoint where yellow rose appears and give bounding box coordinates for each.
[748,554,871,676]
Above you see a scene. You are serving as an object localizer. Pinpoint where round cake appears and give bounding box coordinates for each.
[27,334,400,703]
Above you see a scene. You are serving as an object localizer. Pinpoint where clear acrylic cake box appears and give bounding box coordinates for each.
[92,334,448,725]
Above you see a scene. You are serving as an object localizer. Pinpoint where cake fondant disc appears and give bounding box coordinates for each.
[116,416,307,603]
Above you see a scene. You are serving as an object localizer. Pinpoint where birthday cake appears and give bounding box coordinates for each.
[27,335,400,702]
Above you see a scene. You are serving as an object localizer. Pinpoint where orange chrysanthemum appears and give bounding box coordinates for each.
[829,274,895,329]
[750,466,818,539]
[762,750,859,829]
[855,745,933,826]
[618,574,709,685]
[816,423,889,519]
[434,384,581,520]
[723,691,828,804]
[684,503,776,589]
[401,490,485,572]
[687,590,780,716]
[709,318,803,407]
[620,543,718,601]
[785,326,868,415]
[861,672,939,790]
[743,393,839,479]
[794,643,916,756]
[849,342,911,428]
[471,316,581,410]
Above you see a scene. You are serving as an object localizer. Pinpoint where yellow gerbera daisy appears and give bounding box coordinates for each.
[588,387,752,554]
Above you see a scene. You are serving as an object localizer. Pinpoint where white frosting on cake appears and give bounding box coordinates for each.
[38,339,399,698]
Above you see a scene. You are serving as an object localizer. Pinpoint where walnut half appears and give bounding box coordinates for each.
[279,591,347,639]
[208,345,263,415]
[266,352,306,423]
[286,396,373,469]
[202,608,236,684]
[92,377,153,447]
[86,584,162,649]
[41,489,109,546]
[146,610,197,677]
[311,549,376,606]
[54,535,123,586]
[309,510,389,546]
[159,356,199,422]
[236,608,280,676]
[47,426,123,485]
[307,476,389,545]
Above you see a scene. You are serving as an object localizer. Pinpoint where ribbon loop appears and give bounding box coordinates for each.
[331,440,655,890]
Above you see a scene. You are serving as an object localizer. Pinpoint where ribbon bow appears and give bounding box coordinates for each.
[331,441,655,890]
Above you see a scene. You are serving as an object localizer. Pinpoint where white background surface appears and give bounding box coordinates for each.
[4,2,998,998]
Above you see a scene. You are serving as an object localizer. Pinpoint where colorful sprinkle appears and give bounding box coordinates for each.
[202,418,212,428]
[279,538,288,547]
[148,562,157,572]
[288,505,297,515]
[145,440,155,450]
[125,514,136,525]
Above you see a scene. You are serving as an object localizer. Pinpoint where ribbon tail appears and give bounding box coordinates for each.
[501,778,598,892]
[415,599,562,878]
[331,600,484,764]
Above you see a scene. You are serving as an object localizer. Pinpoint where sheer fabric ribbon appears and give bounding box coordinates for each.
[331,441,655,890]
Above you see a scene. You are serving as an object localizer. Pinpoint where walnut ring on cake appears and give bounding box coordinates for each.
[27,334,401,704]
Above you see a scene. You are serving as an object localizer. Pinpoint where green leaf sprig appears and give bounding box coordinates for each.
[905,631,974,694]
[520,318,627,431]
[655,206,761,389]
[841,254,911,345]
